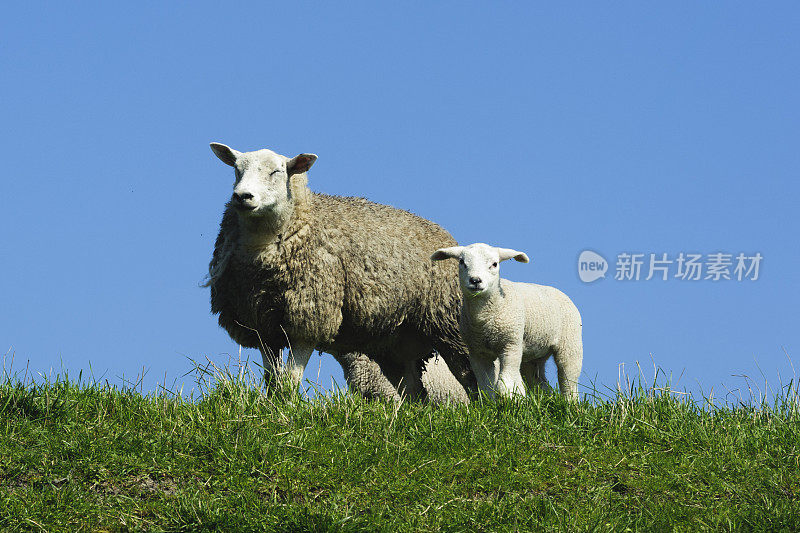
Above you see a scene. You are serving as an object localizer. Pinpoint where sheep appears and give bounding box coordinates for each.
[431,243,583,400]
[204,142,476,402]
[335,351,469,404]
[420,354,470,404]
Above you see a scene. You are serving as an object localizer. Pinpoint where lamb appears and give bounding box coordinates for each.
[204,142,476,401]
[431,243,583,400]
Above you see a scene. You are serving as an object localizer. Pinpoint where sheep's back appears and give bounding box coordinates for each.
[308,194,463,352]
[508,280,581,352]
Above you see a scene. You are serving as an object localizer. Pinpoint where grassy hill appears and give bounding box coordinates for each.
[1,364,799,532]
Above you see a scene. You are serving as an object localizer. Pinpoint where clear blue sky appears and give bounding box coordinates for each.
[2,3,798,402]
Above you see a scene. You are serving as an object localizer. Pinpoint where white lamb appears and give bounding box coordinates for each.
[431,243,583,400]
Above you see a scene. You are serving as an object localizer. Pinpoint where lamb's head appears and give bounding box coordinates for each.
[210,143,317,219]
[431,243,529,297]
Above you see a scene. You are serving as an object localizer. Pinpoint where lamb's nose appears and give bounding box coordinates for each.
[469,277,482,286]
[233,192,254,204]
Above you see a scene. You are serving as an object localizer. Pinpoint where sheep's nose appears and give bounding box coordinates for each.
[233,192,254,204]
[469,276,482,286]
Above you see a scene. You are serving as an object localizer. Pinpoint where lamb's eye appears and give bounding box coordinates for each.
[270,169,281,176]
[459,258,465,266]
[491,262,498,268]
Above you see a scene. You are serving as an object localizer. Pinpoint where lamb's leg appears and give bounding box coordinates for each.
[554,337,583,401]
[496,347,526,397]
[468,355,501,398]
[521,358,552,393]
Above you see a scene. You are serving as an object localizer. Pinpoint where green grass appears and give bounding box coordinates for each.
[1,362,799,532]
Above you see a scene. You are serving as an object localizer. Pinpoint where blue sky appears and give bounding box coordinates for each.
[2,3,798,402]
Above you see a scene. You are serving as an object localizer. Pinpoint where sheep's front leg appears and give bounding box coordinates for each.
[260,346,284,386]
[285,341,314,389]
[259,342,314,390]
[496,346,526,397]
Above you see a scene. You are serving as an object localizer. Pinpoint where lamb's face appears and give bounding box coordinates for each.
[431,243,530,298]
[210,143,317,218]
[458,244,502,295]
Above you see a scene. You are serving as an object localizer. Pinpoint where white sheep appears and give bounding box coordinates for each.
[431,243,583,400]
[205,143,477,402]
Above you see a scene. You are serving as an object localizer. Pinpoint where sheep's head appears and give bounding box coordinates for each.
[210,142,317,219]
[431,243,529,297]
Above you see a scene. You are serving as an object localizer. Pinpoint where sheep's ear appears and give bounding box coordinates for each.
[497,248,529,263]
[210,143,240,167]
[287,153,318,176]
[431,246,464,261]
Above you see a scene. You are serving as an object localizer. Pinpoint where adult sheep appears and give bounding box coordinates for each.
[205,143,476,401]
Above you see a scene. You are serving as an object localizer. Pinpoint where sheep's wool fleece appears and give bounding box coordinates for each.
[208,187,473,383]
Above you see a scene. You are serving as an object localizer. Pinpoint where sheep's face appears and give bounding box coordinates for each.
[459,244,503,295]
[431,243,529,298]
[210,143,317,218]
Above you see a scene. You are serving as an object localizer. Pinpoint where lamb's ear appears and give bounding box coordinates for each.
[287,153,318,176]
[210,143,240,167]
[497,248,529,263]
[431,246,464,261]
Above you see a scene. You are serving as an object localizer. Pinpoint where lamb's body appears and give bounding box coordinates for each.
[461,279,582,398]
[207,146,475,400]
[432,243,583,399]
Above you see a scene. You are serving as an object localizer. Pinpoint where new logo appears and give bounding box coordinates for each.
[578,250,608,283]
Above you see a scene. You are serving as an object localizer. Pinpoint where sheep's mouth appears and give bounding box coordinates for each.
[466,285,485,295]
[234,203,257,212]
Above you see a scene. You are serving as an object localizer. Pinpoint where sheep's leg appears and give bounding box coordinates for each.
[469,355,501,398]
[420,354,470,405]
[284,341,314,389]
[520,360,534,389]
[534,358,551,389]
[260,346,283,386]
[521,358,552,393]
[392,358,426,401]
[433,341,479,399]
[365,355,425,402]
[387,339,432,401]
[332,351,430,403]
[554,338,583,401]
[497,348,526,397]
[333,352,402,402]
[259,342,312,390]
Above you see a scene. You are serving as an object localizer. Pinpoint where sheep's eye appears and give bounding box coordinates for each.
[458,258,465,266]
[270,169,281,176]
[491,262,498,268]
